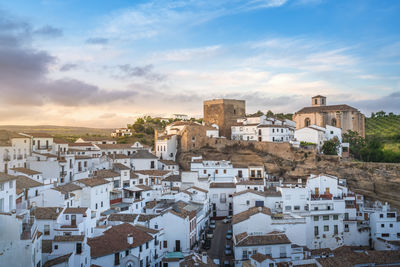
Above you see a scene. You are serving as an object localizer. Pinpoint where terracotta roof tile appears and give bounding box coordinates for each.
[63,208,88,214]
[235,232,290,247]
[94,169,120,178]
[232,206,272,225]
[296,104,358,114]
[76,178,110,187]
[87,223,153,258]
[54,235,85,242]
[130,150,158,159]
[108,213,138,222]
[32,207,63,220]
[43,253,72,267]
[10,167,41,175]
[135,170,170,176]
[209,182,236,188]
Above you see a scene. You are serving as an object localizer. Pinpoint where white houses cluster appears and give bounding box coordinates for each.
[1,122,399,267]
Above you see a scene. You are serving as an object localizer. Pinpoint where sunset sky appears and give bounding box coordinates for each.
[0,0,399,127]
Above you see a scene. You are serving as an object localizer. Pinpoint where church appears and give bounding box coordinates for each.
[293,95,365,137]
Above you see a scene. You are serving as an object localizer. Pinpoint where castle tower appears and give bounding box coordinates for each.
[203,99,246,138]
[312,95,327,107]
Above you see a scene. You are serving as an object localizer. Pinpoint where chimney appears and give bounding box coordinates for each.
[258,207,262,212]
[127,234,134,245]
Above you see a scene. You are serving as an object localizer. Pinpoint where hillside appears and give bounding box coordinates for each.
[366,114,400,139]
[0,125,112,136]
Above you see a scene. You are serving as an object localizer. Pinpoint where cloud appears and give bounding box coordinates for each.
[33,25,63,38]
[97,0,288,41]
[105,64,166,81]
[86,37,109,44]
[154,45,221,62]
[350,91,400,114]
[59,63,78,71]
[0,10,136,107]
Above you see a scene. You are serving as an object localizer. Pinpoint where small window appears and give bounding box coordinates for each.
[313,216,319,221]
[323,215,329,221]
[324,225,329,231]
[333,215,339,220]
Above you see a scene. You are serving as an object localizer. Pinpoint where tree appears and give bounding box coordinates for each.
[322,138,340,155]
[266,110,274,117]
[248,110,264,117]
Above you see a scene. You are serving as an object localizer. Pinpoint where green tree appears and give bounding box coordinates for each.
[266,110,274,117]
[322,138,340,155]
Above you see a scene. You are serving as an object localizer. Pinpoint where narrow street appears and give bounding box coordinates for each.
[207,220,234,265]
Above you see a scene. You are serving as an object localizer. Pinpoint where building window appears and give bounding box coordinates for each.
[44,225,50,235]
[223,169,227,174]
[314,226,319,236]
[331,118,337,126]
[381,224,385,228]
[314,216,319,221]
[382,233,389,237]
[66,215,69,220]
[323,215,329,220]
[324,225,329,231]
[333,215,339,220]
[334,225,338,235]
[242,250,248,260]
[294,206,300,210]
[390,224,393,228]
[203,170,206,174]
[305,118,311,127]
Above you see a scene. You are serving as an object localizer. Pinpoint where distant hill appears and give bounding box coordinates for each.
[0,125,112,136]
[365,114,400,138]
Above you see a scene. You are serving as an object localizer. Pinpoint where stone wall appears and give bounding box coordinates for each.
[203,99,245,138]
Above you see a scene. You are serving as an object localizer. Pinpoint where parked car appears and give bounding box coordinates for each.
[224,244,232,255]
[202,239,211,250]
[225,230,232,240]
[209,220,216,229]
[206,229,214,239]
[223,216,232,224]
[223,260,231,267]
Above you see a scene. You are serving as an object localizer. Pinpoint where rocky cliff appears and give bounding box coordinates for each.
[177,143,400,208]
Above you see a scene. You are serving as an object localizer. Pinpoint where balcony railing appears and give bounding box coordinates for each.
[60,171,67,177]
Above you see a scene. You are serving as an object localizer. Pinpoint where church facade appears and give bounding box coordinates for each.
[293,95,365,137]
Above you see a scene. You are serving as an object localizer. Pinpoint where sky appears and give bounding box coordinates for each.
[0,0,399,128]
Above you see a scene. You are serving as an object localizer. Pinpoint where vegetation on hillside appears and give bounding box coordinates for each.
[366,111,400,139]
[247,110,293,121]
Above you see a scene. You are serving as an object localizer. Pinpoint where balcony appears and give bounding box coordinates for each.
[3,156,10,162]
[20,216,35,240]
[311,193,333,201]
[60,171,67,177]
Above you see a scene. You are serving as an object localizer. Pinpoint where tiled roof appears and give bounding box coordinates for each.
[210,182,236,188]
[0,172,17,183]
[137,214,159,222]
[43,253,72,267]
[136,184,153,191]
[179,253,218,267]
[251,252,272,263]
[232,206,272,225]
[76,178,110,187]
[162,175,181,182]
[235,232,290,247]
[88,223,153,258]
[130,171,139,178]
[24,132,53,138]
[190,186,208,193]
[75,155,92,160]
[63,208,88,214]
[113,163,130,170]
[296,104,358,114]
[16,175,43,194]
[108,154,130,159]
[53,138,68,144]
[134,224,160,234]
[135,170,170,176]
[108,213,138,222]
[32,207,62,220]
[94,170,120,178]
[53,183,82,194]
[54,235,85,242]
[68,142,94,147]
[130,150,158,159]
[160,160,178,165]
[10,167,41,175]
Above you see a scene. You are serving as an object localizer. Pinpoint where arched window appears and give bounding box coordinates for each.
[305,118,311,127]
[331,118,337,127]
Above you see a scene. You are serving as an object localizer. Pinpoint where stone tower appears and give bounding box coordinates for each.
[312,95,327,107]
[203,99,246,138]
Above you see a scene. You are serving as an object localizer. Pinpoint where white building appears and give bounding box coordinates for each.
[111,128,133,138]
[156,134,178,161]
[0,131,30,173]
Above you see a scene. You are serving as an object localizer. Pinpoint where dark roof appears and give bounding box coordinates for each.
[24,132,53,138]
[251,252,272,263]
[130,150,158,159]
[108,213,138,222]
[63,208,88,214]
[0,130,28,146]
[76,178,110,187]
[43,253,72,267]
[312,95,326,98]
[236,180,264,185]
[32,207,62,220]
[162,175,181,182]
[209,182,236,188]
[87,223,153,258]
[94,169,120,178]
[0,172,17,183]
[54,235,85,242]
[16,175,43,194]
[296,104,358,114]
[97,143,134,149]
[113,163,130,171]
[159,160,178,165]
[235,232,290,247]
[137,214,159,222]
[10,167,41,175]
[233,206,272,225]
[233,189,281,198]
[53,183,82,194]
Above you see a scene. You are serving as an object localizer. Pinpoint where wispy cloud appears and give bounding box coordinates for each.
[96,0,289,41]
